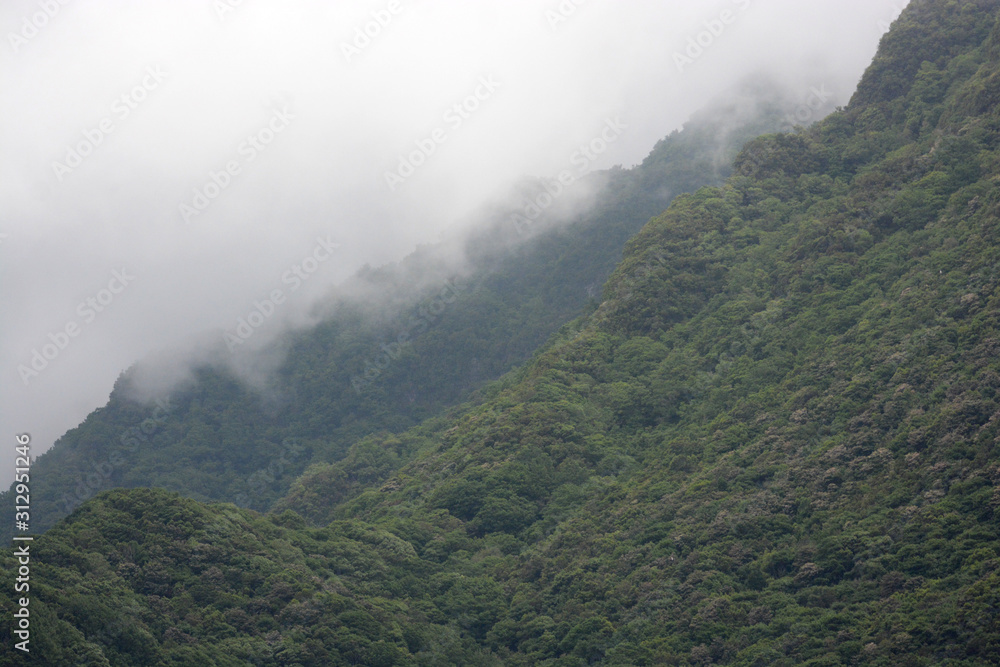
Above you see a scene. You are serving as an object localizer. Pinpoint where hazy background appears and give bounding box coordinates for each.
[1,0,906,472]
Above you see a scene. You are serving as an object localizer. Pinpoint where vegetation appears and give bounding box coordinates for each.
[0,78,800,538]
[4,0,1000,663]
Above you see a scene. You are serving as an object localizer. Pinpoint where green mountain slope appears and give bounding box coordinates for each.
[2,81,802,539]
[1,489,504,665]
[5,0,1000,664]
[312,2,1000,661]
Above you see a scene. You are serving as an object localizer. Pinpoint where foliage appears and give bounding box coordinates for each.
[4,1,1000,663]
[0,85,799,540]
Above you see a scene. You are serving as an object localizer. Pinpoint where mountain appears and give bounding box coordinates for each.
[5,0,1000,663]
[0,79,806,540]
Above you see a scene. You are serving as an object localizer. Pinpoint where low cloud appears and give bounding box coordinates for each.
[1,0,906,478]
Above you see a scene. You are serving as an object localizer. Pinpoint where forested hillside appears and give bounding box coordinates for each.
[4,0,1000,664]
[1,81,802,539]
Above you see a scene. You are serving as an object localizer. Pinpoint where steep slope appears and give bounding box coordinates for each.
[6,1,1000,664]
[2,82,804,539]
[290,0,1000,662]
[1,489,504,666]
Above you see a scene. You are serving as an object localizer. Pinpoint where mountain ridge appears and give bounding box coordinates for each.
[1,78,812,540]
[4,1,1000,663]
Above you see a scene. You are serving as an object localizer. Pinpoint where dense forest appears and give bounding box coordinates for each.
[0,78,804,539]
[3,0,1000,664]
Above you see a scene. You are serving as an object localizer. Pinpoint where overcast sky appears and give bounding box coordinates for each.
[1,0,907,474]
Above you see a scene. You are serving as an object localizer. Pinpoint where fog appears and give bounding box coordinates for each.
[1,0,906,474]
